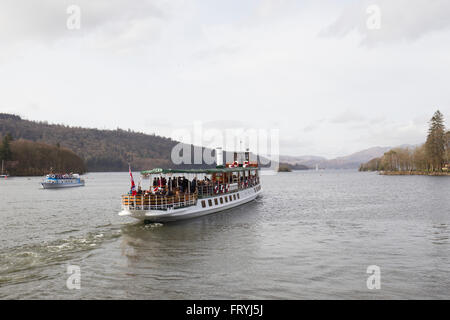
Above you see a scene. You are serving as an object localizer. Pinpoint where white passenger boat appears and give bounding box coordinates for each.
[41,173,85,189]
[119,149,262,222]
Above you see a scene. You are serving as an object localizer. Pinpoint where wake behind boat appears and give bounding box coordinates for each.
[41,173,85,189]
[119,149,262,222]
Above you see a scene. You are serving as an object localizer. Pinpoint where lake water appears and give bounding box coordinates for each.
[0,170,449,299]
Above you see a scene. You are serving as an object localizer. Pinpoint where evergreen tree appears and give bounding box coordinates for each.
[0,133,13,161]
[425,110,446,171]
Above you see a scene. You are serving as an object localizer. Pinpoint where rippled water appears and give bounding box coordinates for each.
[0,171,449,299]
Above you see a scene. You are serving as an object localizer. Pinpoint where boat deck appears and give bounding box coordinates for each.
[121,182,261,212]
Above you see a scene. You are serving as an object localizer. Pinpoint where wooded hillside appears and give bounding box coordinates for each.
[1,113,283,173]
[1,139,86,176]
[0,113,177,172]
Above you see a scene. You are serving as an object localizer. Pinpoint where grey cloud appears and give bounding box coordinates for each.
[361,122,426,146]
[0,0,167,45]
[192,45,240,62]
[321,0,450,45]
[369,116,387,125]
[302,118,327,132]
[330,110,366,124]
[303,124,318,132]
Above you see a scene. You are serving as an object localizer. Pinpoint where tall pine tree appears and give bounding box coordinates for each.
[0,133,13,161]
[425,110,446,171]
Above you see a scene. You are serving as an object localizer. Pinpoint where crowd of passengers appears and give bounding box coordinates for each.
[134,175,259,196]
[47,174,76,179]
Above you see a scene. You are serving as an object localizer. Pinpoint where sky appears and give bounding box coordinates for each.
[0,0,449,158]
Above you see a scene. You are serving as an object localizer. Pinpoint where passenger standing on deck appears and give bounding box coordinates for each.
[179,177,184,193]
[172,177,177,190]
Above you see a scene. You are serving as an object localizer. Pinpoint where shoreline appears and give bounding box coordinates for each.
[379,171,450,176]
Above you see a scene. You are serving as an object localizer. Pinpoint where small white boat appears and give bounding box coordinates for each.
[41,173,85,189]
[119,149,262,222]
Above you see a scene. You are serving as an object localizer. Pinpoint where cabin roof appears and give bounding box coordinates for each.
[141,166,259,175]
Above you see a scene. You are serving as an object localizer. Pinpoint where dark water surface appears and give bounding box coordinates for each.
[0,171,449,299]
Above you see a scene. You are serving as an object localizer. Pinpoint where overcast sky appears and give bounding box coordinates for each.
[1,0,449,158]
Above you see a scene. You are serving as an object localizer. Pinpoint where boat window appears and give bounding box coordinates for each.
[224,196,228,203]
[229,195,233,201]
[201,200,206,208]
[233,194,236,200]
[214,198,218,205]
[237,193,240,199]
[208,199,213,207]
[220,197,223,204]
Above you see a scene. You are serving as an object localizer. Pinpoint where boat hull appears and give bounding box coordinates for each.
[41,181,85,189]
[119,186,262,222]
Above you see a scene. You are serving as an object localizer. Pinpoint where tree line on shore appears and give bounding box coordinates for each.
[359,110,450,173]
[0,134,86,176]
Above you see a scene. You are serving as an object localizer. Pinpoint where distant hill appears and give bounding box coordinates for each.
[0,113,178,172]
[321,146,393,169]
[332,147,392,164]
[0,113,275,172]
[280,146,405,169]
[279,155,326,168]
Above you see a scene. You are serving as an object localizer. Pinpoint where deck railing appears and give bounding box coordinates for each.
[197,184,232,198]
[122,193,197,211]
[195,177,260,198]
[122,178,260,211]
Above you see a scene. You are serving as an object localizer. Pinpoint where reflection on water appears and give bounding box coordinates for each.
[119,200,265,277]
[0,171,449,299]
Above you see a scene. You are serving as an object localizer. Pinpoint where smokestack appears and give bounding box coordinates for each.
[245,148,250,162]
[216,147,223,167]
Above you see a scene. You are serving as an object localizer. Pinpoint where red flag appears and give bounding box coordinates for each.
[129,164,137,196]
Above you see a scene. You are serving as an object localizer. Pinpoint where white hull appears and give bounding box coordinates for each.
[41,181,85,189]
[119,186,262,222]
